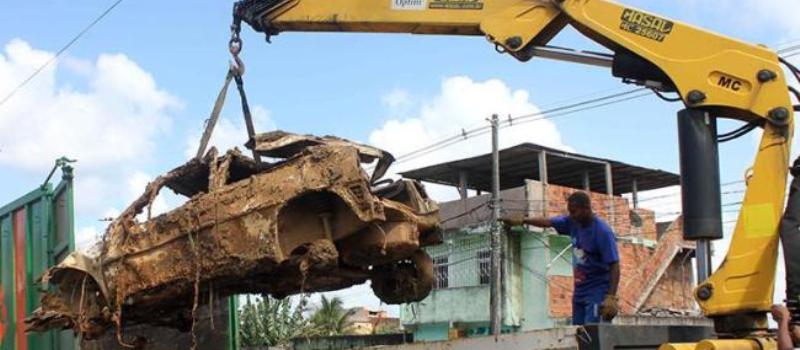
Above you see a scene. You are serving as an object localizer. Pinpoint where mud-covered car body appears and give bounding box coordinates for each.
[27,131,439,339]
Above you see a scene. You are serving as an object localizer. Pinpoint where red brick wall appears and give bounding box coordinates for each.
[631,208,657,241]
[546,185,656,239]
[548,275,574,318]
[641,255,695,311]
[548,241,654,318]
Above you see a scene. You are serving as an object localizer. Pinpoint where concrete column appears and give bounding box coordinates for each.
[458,171,469,199]
[582,171,591,191]
[605,163,615,226]
[538,151,549,216]
[489,114,502,337]
[458,171,469,211]
[632,177,639,209]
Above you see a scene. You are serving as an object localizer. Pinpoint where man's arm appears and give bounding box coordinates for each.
[608,262,620,296]
[521,217,553,228]
[600,262,621,321]
[771,305,794,350]
[502,214,571,235]
[501,215,553,228]
[600,224,621,321]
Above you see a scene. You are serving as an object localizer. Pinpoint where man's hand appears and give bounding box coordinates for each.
[600,294,618,322]
[773,304,790,324]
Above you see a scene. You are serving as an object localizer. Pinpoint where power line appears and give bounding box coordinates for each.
[393,88,650,165]
[775,38,800,50]
[389,37,800,167]
[0,0,125,109]
[784,51,800,60]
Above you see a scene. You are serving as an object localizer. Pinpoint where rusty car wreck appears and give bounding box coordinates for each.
[26,131,440,340]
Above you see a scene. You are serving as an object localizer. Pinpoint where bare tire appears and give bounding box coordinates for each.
[370,250,434,304]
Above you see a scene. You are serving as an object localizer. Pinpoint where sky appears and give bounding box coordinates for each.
[1,0,800,317]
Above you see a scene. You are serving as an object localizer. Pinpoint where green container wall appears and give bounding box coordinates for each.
[0,164,241,350]
[0,167,76,350]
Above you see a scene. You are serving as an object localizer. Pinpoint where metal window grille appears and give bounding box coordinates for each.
[478,249,491,285]
[433,256,449,289]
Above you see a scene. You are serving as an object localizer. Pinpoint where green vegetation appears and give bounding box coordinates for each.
[239,295,311,347]
[238,295,354,347]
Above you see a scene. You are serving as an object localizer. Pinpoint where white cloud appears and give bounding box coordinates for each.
[127,171,171,218]
[76,226,102,251]
[73,175,114,217]
[183,105,276,158]
[0,39,186,250]
[369,76,570,201]
[381,89,412,110]
[0,39,180,170]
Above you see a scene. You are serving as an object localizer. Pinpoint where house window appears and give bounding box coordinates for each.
[434,256,449,289]
[478,250,491,285]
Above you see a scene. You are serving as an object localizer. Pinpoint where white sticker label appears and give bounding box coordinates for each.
[392,0,426,10]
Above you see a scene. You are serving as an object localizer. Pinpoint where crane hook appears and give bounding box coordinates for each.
[229,22,245,77]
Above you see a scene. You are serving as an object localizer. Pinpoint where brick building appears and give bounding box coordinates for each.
[397,143,698,341]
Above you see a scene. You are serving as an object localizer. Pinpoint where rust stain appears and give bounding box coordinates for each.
[0,285,6,344]
[26,131,441,342]
[14,209,28,350]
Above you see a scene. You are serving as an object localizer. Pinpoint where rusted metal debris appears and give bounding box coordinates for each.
[26,131,440,341]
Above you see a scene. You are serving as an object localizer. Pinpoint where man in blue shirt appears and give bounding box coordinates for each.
[503,192,620,325]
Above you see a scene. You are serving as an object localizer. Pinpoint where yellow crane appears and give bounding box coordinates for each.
[232,0,800,349]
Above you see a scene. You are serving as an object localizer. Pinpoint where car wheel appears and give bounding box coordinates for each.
[370,250,434,304]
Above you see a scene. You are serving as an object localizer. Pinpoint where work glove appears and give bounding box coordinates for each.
[600,294,619,322]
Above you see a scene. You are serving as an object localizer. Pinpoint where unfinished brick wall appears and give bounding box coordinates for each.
[548,241,655,318]
[547,217,696,318]
[544,186,641,238]
[641,255,695,311]
[631,208,657,241]
[548,275,574,318]
[641,219,695,311]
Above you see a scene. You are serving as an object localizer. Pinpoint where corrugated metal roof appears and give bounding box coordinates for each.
[400,143,679,195]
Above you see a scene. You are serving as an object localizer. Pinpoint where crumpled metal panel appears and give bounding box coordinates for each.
[251,130,396,183]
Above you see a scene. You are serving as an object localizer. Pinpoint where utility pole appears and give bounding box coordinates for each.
[489,114,502,336]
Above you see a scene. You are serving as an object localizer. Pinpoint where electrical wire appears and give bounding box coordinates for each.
[779,44,800,55]
[440,201,490,224]
[393,88,650,166]
[784,52,800,60]
[395,39,800,166]
[0,0,126,109]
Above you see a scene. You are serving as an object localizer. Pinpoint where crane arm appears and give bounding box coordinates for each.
[235,0,793,122]
[235,0,797,343]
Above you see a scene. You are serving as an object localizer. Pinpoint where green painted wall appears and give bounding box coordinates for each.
[403,229,576,333]
[411,322,449,342]
[402,228,531,339]
[547,234,573,277]
[402,286,490,325]
[518,231,555,330]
